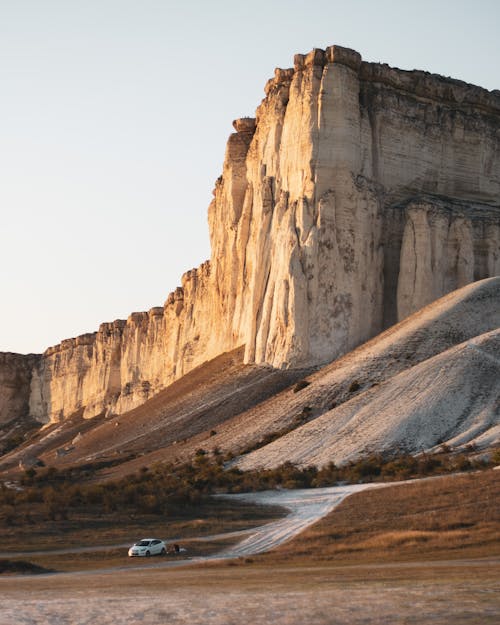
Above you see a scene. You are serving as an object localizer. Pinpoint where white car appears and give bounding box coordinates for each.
[128,538,166,557]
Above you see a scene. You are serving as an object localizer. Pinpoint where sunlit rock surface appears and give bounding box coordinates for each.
[2,45,499,423]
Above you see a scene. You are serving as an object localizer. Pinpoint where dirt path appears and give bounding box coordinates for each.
[0,529,255,559]
[218,483,381,557]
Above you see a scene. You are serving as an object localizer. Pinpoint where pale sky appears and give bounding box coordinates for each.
[1,0,499,354]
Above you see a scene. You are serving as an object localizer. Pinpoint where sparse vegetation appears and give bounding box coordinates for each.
[238,428,295,455]
[264,469,500,564]
[238,407,316,456]
[2,433,25,454]
[1,447,496,537]
[348,380,360,393]
[293,379,310,393]
[0,447,498,575]
[0,559,52,575]
[491,448,500,464]
[0,418,43,455]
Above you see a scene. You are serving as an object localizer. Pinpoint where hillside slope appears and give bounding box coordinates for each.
[0,348,310,474]
[235,278,500,469]
[237,328,500,469]
[2,278,499,478]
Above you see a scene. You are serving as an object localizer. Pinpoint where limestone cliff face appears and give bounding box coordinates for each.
[211,46,500,368]
[2,45,500,424]
[29,262,217,422]
[396,198,500,320]
[0,353,40,424]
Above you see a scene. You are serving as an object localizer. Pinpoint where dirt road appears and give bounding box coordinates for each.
[218,483,380,557]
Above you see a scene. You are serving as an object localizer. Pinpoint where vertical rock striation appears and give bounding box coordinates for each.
[211,45,500,368]
[0,353,40,424]
[2,45,500,423]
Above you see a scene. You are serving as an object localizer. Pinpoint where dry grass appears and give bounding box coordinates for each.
[261,470,500,564]
[3,560,499,625]
[1,471,499,625]
[2,469,498,580]
[0,499,283,552]
[6,535,238,573]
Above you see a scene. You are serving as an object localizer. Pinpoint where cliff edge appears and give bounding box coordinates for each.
[2,45,499,425]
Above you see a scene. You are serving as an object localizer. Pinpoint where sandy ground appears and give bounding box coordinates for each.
[2,576,499,625]
[2,484,499,624]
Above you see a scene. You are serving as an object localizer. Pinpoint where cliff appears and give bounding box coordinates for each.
[2,45,499,424]
[0,353,40,425]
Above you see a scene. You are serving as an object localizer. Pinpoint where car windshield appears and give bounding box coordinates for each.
[136,540,151,547]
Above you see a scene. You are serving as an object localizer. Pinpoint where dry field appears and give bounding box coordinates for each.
[260,469,500,565]
[1,557,498,625]
[0,497,283,553]
[0,471,499,624]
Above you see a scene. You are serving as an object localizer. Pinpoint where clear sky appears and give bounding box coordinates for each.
[1,0,499,354]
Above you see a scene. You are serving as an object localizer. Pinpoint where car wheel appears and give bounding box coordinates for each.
[145,550,151,557]
[161,547,166,556]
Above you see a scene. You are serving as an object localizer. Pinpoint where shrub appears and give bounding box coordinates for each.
[42,487,69,521]
[293,380,310,393]
[1,445,494,528]
[1,505,16,526]
[491,448,500,464]
[21,468,37,484]
[348,380,360,393]
[454,455,472,472]
[3,434,25,453]
[344,454,384,482]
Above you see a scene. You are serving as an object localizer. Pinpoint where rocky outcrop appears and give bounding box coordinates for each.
[30,262,218,422]
[395,197,500,320]
[0,353,40,424]
[2,45,499,424]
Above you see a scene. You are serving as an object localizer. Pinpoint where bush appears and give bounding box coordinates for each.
[348,380,360,393]
[1,445,494,529]
[343,455,384,482]
[293,380,310,393]
[381,454,418,479]
[42,487,69,520]
[3,434,25,453]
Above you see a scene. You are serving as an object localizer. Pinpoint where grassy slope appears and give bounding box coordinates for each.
[258,469,500,565]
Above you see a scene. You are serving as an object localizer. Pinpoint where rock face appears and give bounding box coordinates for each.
[214,47,500,369]
[2,45,500,424]
[0,353,40,425]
